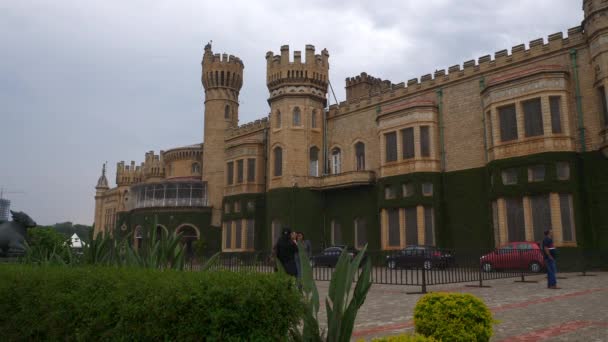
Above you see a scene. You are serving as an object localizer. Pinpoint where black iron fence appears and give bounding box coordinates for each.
[187,248,607,293]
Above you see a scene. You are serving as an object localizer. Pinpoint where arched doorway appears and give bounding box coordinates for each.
[176,224,199,260]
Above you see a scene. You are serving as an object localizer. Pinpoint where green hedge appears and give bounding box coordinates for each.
[414,292,494,342]
[368,334,439,341]
[0,265,302,341]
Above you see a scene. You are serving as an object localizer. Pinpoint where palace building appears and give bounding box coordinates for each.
[94,0,608,254]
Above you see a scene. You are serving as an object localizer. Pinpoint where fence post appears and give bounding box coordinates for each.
[421,266,427,294]
[514,250,537,283]
[466,251,491,288]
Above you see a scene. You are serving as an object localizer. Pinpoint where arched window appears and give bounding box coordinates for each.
[355,142,365,171]
[331,147,341,174]
[273,147,283,176]
[309,146,319,177]
[191,162,201,174]
[276,110,282,128]
[311,110,317,128]
[293,107,301,126]
[177,225,198,259]
[224,105,230,120]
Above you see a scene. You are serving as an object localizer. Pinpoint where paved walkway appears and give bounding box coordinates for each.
[314,272,608,341]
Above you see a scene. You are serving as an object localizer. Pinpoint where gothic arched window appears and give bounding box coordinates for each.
[355,142,365,171]
[273,147,283,176]
[331,147,341,174]
[293,107,301,126]
[309,146,319,177]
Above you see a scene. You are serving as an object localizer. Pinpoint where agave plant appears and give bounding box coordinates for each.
[293,242,372,342]
[123,216,186,270]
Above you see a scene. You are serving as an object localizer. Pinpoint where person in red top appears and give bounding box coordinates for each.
[542,229,560,289]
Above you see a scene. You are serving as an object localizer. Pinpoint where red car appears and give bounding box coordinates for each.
[480,242,545,273]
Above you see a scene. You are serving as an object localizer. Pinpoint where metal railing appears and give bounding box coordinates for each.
[186,248,607,293]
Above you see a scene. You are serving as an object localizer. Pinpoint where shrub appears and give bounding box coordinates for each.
[0,265,302,341]
[24,227,72,264]
[372,335,435,342]
[414,292,494,342]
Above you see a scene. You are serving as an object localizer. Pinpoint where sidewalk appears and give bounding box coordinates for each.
[314,272,608,341]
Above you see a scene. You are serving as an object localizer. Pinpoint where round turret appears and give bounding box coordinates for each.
[201,43,245,226]
[202,43,244,93]
[265,44,329,104]
[265,45,329,190]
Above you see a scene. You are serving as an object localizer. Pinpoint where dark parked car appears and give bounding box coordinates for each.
[480,242,545,273]
[310,245,366,268]
[386,245,454,270]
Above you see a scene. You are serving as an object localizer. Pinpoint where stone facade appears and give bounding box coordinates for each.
[94,0,608,253]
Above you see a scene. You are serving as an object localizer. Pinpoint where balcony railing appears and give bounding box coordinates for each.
[310,170,376,190]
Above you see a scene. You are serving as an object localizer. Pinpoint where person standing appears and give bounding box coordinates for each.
[275,228,298,277]
[542,229,560,289]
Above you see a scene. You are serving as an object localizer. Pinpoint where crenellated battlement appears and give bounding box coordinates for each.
[345,72,395,101]
[116,160,144,186]
[202,43,244,91]
[226,117,269,138]
[265,44,329,97]
[330,27,585,117]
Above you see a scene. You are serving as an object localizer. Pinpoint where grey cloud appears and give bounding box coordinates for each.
[0,0,582,224]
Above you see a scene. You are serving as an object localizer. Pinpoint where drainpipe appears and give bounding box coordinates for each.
[570,49,586,152]
[479,77,495,247]
[435,89,450,247]
[323,108,328,175]
[436,89,446,171]
[479,77,489,163]
[570,49,596,248]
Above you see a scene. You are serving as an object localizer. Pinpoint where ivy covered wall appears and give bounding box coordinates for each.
[116,208,219,254]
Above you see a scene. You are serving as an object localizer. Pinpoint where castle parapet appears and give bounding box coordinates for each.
[345,72,395,101]
[265,44,329,98]
[332,27,585,117]
[226,117,269,138]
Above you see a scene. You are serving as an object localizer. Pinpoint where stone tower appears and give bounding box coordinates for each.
[201,43,244,226]
[584,0,608,89]
[94,163,110,237]
[265,45,329,190]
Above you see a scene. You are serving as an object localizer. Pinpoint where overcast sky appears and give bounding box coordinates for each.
[0,0,584,225]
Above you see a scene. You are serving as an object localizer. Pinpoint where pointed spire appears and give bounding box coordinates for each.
[96,162,109,190]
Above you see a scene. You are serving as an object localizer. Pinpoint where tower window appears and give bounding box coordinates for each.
[293,107,301,126]
[225,105,230,120]
[309,146,319,177]
[273,147,283,177]
[191,162,201,174]
[355,142,365,171]
[311,110,317,128]
[276,110,282,128]
[331,147,341,174]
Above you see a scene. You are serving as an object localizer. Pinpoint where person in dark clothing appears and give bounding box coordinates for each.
[275,228,298,277]
[542,229,560,289]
